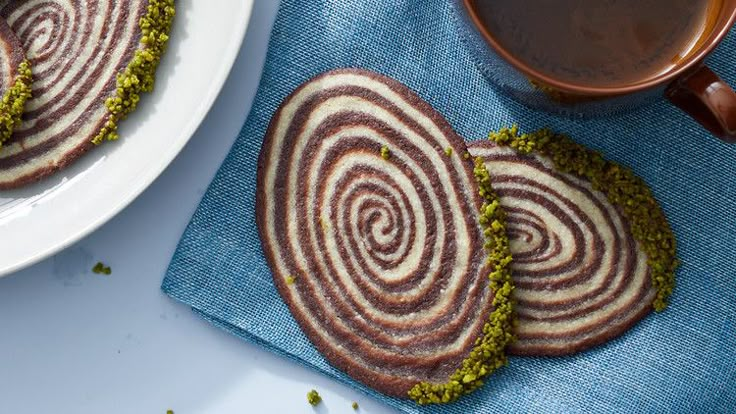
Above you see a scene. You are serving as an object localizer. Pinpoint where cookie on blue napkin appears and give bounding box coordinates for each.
[255,68,677,404]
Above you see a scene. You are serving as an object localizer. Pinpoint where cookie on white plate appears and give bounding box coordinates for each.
[0,0,174,189]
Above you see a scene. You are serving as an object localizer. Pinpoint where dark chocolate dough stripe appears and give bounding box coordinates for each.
[0,0,151,189]
[257,69,495,397]
[468,140,654,356]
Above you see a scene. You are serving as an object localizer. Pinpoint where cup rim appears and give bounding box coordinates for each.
[462,0,736,96]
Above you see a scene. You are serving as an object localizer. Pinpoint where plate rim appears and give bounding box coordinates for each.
[0,0,255,277]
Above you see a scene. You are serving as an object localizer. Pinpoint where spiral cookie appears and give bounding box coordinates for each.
[468,136,675,356]
[0,19,31,147]
[0,0,174,189]
[257,69,509,398]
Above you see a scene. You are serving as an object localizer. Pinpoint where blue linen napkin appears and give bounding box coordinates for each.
[162,1,736,412]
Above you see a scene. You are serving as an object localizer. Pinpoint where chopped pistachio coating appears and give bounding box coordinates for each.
[489,126,678,311]
[352,401,359,410]
[319,217,329,231]
[380,145,390,160]
[408,158,515,405]
[92,262,112,275]
[92,0,175,145]
[306,389,322,406]
[444,147,453,157]
[0,60,32,149]
[285,275,296,285]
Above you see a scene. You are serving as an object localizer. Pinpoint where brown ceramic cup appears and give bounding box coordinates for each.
[454,0,736,142]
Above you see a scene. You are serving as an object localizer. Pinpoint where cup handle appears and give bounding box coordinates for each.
[666,65,736,143]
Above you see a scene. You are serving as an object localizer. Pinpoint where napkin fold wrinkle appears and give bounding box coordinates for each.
[162,0,736,412]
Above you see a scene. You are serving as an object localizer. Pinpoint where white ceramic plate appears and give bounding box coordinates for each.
[0,0,254,277]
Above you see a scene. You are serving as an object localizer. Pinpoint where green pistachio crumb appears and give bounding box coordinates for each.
[0,60,33,149]
[166,410,173,414]
[488,126,678,311]
[352,401,359,410]
[380,145,390,160]
[92,262,112,275]
[463,151,471,159]
[306,389,322,406]
[444,147,453,157]
[92,0,175,145]
[408,158,515,405]
[319,217,329,231]
[286,275,296,285]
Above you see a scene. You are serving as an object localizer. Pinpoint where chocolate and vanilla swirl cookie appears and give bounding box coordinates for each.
[257,69,505,397]
[0,0,174,189]
[469,138,672,356]
[0,19,30,147]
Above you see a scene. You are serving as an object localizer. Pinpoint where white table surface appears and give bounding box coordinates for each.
[0,2,396,413]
